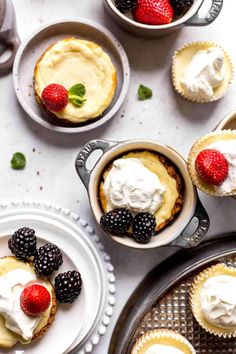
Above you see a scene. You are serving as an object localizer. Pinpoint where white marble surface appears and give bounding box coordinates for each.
[1,0,236,353]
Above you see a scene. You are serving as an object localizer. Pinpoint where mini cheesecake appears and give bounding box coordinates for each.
[188,130,236,196]
[190,264,236,338]
[131,329,196,354]
[172,42,233,103]
[34,37,117,124]
[0,256,57,349]
[99,150,184,233]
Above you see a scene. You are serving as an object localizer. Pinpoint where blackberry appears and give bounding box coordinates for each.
[133,212,156,244]
[54,271,82,304]
[115,0,137,13]
[8,227,37,261]
[170,0,194,15]
[34,243,63,277]
[100,208,133,235]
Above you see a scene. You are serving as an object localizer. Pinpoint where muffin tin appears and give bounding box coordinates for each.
[109,234,236,354]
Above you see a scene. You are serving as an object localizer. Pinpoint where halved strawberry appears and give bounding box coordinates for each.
[195,149,229,185]
[20,284,51,316]
[133,0,173,25]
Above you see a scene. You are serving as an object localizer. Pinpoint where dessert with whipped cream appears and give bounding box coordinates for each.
[188,130,236,196]
[0,256,57,349]
[0,226,83,349]
[181,47,224,100]
[190,263,236,337]
[172,42,233,103]
[131,329,196,354]
[99,150,184,243]
[34,37,117,124]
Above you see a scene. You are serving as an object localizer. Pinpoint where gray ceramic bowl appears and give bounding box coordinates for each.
[75,139,209,249]
[13,19,130,133]
[104,0,223,38]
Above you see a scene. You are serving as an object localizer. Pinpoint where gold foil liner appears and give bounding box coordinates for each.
[190,263,236,338]
[187,130,236,196]
[131,329,196,354]
[172,41,234,103]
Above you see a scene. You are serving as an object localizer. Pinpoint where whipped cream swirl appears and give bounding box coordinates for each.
[207,140,236,193]
[0,269,44,340]
[181,47,225,100]
[201,275,236,327]
[145,344,185,354]
[103,158,166,214]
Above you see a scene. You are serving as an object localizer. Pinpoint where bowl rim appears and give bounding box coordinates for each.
[104,0,204,30]
[214,109,236,131]
[13,18,130,134]
[87,139,197,249]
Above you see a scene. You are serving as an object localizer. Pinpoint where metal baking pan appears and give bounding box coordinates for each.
[109,234,236,354]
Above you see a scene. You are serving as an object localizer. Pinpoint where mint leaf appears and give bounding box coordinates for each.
[138,84,152,101]
[68,83,86,107]
[11,152,26,170]
[68,95,86,107]
[69,84,86,97]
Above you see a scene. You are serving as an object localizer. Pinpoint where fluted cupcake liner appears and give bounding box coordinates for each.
[190,263,236,338]
[172,41,234,103]
[131,329,196,354]
[188,130,236,197]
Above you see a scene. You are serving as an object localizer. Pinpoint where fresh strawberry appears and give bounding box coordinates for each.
[20,284,51,316]
[42,84,68,112]
[195,149,228,185]
[133,0,173,25]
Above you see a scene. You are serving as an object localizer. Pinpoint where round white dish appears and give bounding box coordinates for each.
[13,19,130,133]
[0,201,115,354]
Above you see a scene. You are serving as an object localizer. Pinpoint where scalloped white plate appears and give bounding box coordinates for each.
[0,201,115,354]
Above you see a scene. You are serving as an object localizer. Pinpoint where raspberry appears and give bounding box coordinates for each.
[42,84,68,112]
[20,284,51,316]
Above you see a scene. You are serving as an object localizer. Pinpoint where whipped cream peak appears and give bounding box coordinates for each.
[103,158,166,214]
[200,274,236,328]
[0,269,46,341]
[181,47,225,100]
[207,139,236,193]
[145,344,185,354]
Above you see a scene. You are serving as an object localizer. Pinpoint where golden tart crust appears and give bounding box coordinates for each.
[34,37,117,124]
[131,329,196,354]
[99,150,184,232]
[0,256,57,349]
